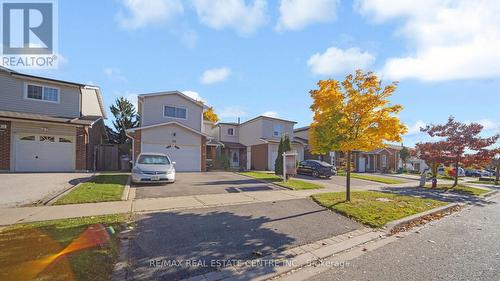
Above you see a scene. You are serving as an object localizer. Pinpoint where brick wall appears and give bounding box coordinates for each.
[0,121,11,171]
[131,130,141,161]
[75,126,88,171]
[201,136,207,172]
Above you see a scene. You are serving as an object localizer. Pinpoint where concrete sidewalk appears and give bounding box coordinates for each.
[0,188,347,226]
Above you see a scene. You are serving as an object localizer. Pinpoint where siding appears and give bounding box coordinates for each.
[81,88,103,116]
[0,72,80,118]
[140,94,203,131]
[251,143,268,170]
[262,119,294,140]
[239,119,263,146]
[219,124,239,143]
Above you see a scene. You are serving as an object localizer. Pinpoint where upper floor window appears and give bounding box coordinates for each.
[26,84,60,103]
[164,105,187,119]
[273,124,283,137]
[227,128,234,136]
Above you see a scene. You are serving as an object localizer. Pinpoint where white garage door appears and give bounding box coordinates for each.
[141,143,201,172]
[15,134,75,172]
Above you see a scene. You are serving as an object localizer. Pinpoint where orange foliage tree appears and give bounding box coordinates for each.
[309,70,407,201]
[203,106,219,123]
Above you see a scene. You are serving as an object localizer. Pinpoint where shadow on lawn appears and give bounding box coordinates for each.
[380,186,494,206]
[68,174,128,186]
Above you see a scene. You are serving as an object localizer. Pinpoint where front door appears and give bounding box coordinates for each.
[230,149,239,168]
[358,157,366,172]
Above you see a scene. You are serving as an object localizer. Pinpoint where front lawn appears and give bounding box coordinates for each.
[0,214,129,281]
[239,171,324,190]
[337,172,405,184]
[54,174,129,205]
[312,191,446,228]
[425,184,490,196]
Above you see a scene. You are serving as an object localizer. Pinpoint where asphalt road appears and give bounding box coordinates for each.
[128,198,362,280]
[309,194,500,281]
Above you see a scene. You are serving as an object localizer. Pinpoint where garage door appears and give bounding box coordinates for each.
[141,143,201,172]
[15,134,75,172]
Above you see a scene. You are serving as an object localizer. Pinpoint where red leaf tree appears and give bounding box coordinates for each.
[415,141,453,187]
[421,117,499,187]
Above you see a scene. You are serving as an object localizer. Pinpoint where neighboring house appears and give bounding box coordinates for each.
[294,126,410,173]
[211,116,305,171]
[0,67,107,172]
[126,91,216,172]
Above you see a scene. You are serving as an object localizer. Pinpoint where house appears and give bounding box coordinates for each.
[211,116,306,171]
[294,126,406,173]
[126,91,216,172]
[0,67,107,172]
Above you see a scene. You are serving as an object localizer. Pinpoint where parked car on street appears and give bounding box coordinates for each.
[297,160,337,178]
[465,169,482,177]
[131,153,176,184]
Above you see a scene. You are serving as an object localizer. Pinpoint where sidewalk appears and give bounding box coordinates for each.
[0,189,339,226]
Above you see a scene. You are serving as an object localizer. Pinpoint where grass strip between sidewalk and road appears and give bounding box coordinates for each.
[424,184,490,196]
[312,191,447,228]
[54,174,129,205]
[0,214,129,281]
[337,172,405,184]
[466,180,499,186]
[239,171,324,190]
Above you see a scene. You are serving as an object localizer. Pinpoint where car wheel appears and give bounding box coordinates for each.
[312,171,319,178]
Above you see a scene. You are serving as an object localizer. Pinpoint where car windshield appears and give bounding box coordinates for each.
[138,155,170,165]
[310,160,332,167]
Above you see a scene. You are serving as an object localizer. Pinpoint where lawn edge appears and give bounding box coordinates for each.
[121,176,132,201]
[42,172,98,206]
[237,171,324,190]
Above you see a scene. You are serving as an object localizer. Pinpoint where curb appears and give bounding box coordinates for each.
[40,173,97,206]
[481,190,499,198]
[121,176,132,201]
[383,202,462,234]
[181,228,383,281]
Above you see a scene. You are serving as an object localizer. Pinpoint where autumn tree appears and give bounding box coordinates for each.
[203,106,219,123]
[422,117,499,187]
[415,141,452,187]
[400,146,410,171]
[492,154,500,185]
[110,97,139,144]
[309,70,407,201]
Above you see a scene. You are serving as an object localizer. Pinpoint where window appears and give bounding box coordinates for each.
[381,155,387,168]
[273,124,283,137]
[59,137,72,143]
[164,105,187,119]
[227,128,234,136]
[40,136,55,142]
[26,84,60,103]
[20,135,35,141]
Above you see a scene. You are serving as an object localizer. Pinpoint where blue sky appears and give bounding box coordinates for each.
[22,0,500,147]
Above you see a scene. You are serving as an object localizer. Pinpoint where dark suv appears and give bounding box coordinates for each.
[297,160,337,178]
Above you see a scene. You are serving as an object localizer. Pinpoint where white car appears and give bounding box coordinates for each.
[131,153,176,184]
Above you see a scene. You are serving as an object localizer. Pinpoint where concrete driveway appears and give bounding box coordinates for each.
[128,198,362,280]
[134,172,285,199]
[0,173,93,207]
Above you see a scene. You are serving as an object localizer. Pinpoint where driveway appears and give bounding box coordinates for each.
[134,172,285,199]
[128,198,362,280]
[295,174,387,192]
[0,173,94,207]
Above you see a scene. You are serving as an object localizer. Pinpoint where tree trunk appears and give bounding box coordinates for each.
[495,166,499,186]
[453,160,459,187]
[346,151,351,202]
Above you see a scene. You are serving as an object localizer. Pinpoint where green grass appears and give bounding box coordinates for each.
[425,184,490,196]
[0,214,129,281]
[312,191,447,228]
[337,172,405,184]
[239,171,324,190]
[54,174,129,205]
[466,180,499,185]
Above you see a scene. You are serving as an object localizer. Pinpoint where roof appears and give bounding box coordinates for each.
[207,139,224,147]
[259,138,305,145]
[364,148,393,155]
[294,136,308,144]
[137,90,208,109]
[126,121,212,138]
[221,141,246,148]
[293,126,310,132]
[240,115,297,126]
[217,122,239,126]
[0,110,101,126]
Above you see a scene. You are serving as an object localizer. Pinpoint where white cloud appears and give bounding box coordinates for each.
[262,111,279,118]
[220,106,247,118]
[478,119,500,133]
[104,67,127,82]
[182,90,206,103]
[357,0,500,81]
[192,0,268,35]
[276,0,339,31]
[116,0,183,30]
[307,47,375,75]
[405,120,427,135]
[200,67,232,84]
[180,29,198,49]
